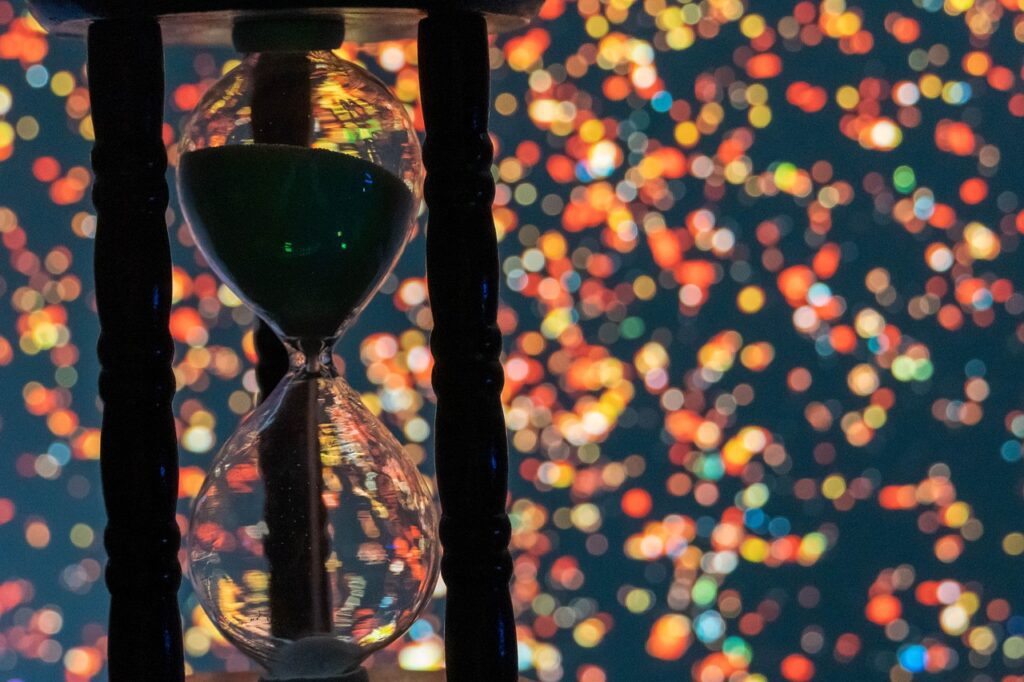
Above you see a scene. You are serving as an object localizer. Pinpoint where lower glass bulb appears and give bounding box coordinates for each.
[187,350,440,677]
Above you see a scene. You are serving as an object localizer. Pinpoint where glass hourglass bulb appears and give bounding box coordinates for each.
[175,26,439,679]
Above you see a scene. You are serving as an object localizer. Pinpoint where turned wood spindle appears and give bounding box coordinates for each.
[89,18,185,681]
[419,13,518,682]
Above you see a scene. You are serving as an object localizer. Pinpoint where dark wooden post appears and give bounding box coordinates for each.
[250,46,307,403]
[246,50,334,647]
[419,13,518,682]
[88,19,185,681]
[254,318,289,401]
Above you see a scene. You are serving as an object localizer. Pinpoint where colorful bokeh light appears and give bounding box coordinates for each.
[4,0,1024,680]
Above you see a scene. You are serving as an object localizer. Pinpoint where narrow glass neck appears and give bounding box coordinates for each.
[285,337,337,376]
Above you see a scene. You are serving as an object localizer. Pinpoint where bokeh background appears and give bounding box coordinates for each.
[3,0,1024,680]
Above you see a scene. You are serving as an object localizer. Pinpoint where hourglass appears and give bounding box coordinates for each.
[176,19,439,681]
[29,0,538,679]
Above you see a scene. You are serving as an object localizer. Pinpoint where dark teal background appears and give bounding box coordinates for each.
[3,1,1024,680]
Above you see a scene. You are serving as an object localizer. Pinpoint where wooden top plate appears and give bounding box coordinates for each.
[27,0,541,43]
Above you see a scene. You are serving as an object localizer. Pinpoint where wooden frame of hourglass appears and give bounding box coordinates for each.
[27,1,540,680]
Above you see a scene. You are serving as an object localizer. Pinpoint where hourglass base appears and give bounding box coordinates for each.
[257,636,372,682]
[259,672,368,682]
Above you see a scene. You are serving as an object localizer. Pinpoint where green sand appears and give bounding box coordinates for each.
[178,144,415,340]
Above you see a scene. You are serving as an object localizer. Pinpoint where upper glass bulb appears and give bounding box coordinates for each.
[177,43,422,343]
